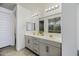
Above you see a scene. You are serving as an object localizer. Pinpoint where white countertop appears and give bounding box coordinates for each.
[25,34,62,43]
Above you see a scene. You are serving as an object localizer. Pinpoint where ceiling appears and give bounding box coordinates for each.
[0,3,16,10]
[0,3,60,12]
[20,3,59,13]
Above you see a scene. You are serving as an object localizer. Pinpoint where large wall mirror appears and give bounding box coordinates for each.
[26,22,35,31]
[48,17,61,33]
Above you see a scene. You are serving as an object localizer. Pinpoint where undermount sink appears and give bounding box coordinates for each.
[33,32,44,36]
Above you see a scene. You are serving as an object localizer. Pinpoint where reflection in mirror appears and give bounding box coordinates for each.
[48,17,61,33]
[26,22,35,31]
[39,20,44,32]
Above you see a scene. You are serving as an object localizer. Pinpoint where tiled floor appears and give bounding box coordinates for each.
[0,46,36,56]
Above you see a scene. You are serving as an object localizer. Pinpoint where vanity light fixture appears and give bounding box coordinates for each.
[48,7,51,10]
[51,6,54,9]
[32,13,38,17]
[55,5,59,8]
[45,5,59,12]
[32,12,41,17]
[45,7,51,12]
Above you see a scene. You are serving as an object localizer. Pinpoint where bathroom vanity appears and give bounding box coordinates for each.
[25,34,62,56]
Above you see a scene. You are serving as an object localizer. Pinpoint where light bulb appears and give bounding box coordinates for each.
[48,7,51,10]
[51,6,54,9]
[55,5,59,8]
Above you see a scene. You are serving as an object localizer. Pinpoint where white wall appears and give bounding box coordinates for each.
[77,4,79,51]
[62,3,77,56]
[16,4,33,51]
[9,12,15,46]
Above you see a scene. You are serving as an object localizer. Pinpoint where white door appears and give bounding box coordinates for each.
[0,12,11,48]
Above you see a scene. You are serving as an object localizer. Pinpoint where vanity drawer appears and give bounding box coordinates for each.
[39,38,61,48]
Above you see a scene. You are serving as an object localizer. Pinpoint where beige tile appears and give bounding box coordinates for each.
[0,46,36,56]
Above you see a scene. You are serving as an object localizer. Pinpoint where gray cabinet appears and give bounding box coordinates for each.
[39,42,60,56]
[25,36,40,54]
[39,42,48,56]
[25,36,33,50]
[32,38,39,54]
[25,35,61,56]
[47,44,60,56]
[28,36,33,50]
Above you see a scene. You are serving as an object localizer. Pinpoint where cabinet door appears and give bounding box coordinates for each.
[25,36,34,50]
[39,42,60,56]
[25,36,33,50]
[28,36,33,50]
[39,42,48,56]
[47,45,60,56]
[33,38,39,54]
